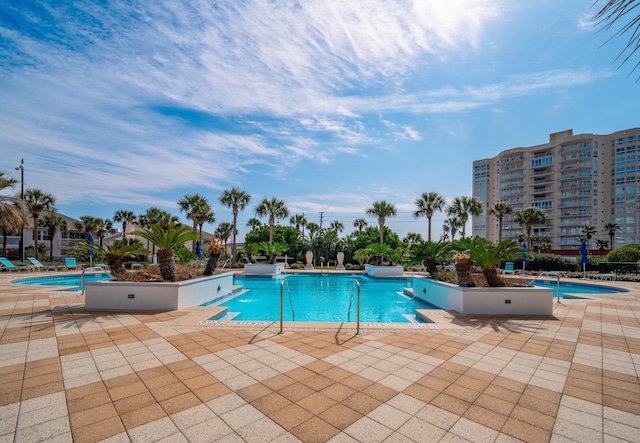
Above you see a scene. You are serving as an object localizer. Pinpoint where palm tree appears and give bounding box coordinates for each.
[595,239,609,258]
[220,188,251,265]
[306,222,321,238]
[446,196,482,239]
[329,220,344,234]
[366,200,397,245]
[592,0,640,80]
[113,210,137,242]
[24,189,56,260]
[137,224,199,281]
[513,207,548,251]
[215,222,235,252]
[414,192,446,241]
[194,207,216,246]
[38,214,67,261]
[443,217,462,242]
[95,218,116,247]
[0,171,28,256]
[489,202,514,244]
[255,197,289,243]
[604,222,620,250]
[407,240,451,277]
[459,238,523,287]
[581,225,597,246]
[403,232,423,247]
[353,218,368,232]
[246,218,262,232]
[74,215,101,240]
[178,194,211,253]
[289,213,308,237]
[83,242,148,280]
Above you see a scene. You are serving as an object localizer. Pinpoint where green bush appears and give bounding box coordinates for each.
[517,253,577,272]
[607,244,640,262]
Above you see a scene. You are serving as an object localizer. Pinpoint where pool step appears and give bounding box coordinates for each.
[403,288,413,296]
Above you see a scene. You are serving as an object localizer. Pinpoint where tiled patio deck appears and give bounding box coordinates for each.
[0,273,639,442]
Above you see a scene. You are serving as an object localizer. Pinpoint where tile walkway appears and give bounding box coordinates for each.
[0,272,639,442]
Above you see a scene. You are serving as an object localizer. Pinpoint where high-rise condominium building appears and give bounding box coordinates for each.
[472,128,640,251]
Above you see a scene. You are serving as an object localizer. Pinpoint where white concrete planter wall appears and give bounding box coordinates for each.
[365,264,404,277]
[85,273,234,311]
[412,277,553,316]
[243,264,284,275]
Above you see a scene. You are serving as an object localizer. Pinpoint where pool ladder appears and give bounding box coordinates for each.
[81,266,111,294]
[278,277,362,335]
[528,271,562,303]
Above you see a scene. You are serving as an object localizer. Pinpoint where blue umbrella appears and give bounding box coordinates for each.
[579,241,589,278]
[87,233,95,266]
[521,242,528,271]
[195,240,202,259]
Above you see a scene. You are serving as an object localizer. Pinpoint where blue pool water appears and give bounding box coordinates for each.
[533,280,627,298]
[12,273,113,291]
[211,274,433,323]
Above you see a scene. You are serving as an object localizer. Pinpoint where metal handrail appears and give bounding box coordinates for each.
[279,277,293,333]
[528,271,562,303]
[220,258,230,270]
[81,266,111,294]
[348,279,361,335]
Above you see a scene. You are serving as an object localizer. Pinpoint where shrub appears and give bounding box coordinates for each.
[607,244,640,262]
[518,253,577,272]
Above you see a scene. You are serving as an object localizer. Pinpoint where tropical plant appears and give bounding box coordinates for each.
[204,237,225,275]
[592,0,640,80]
[178,194,211,253]
[255,197,289,243]
[489,202,513,244]
[407,240,451,277]
[0,171,28,256]
[329,220,344,234]
[95,218,116,247]
[581,225,597,245]
[137,224,199,281]
[24,188,56,260]
[443,217,462,242]
[175,246,195,264]
[241,242,261,263]
[306,222,321,238]
[113,210,137,242]
[446,196,482,239]
[38,213,67,261]
[604,222,620,250]
[258,241,288,264]
[403,232,423,247]
[215,222,235,251]
[289,213,308,237]
[366,243,392,265]
[74,215,101,240]
[82,241,148,279]
[220,188,251,265]
[353,218,368,232]
[513,207,548,251]
[246,217,262,232]
[414,192,446,242]
[595,239,609,258]
[366,200,397,245]
[353,248,373,265]
[459,238,523,287]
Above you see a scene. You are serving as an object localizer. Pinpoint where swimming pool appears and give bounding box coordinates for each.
[209,274,434,323]
[533,279,628,298]
[12,273,113,291]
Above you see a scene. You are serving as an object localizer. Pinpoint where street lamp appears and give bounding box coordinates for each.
[15,159,24,261]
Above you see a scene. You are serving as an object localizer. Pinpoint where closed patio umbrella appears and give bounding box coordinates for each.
[195,240,202,259]
[579,241,589,278]
[87,233,95,266]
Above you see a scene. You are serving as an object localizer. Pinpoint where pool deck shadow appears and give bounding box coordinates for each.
[1,273,640,443]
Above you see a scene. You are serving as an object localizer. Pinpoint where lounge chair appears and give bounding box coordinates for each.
[502,262,515,275]
[64,258,83,270]
[28,257,62,271]
[0,257,34,272]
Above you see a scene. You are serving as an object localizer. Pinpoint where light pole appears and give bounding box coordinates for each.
[15,159,24,261]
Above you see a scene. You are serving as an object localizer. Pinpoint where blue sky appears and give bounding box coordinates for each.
[1,0,638,242]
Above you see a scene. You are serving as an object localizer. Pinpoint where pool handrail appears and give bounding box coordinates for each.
[349,279,361,335]
[279,276,293,333]
[81,266,111,294]
[528,271,562,303]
